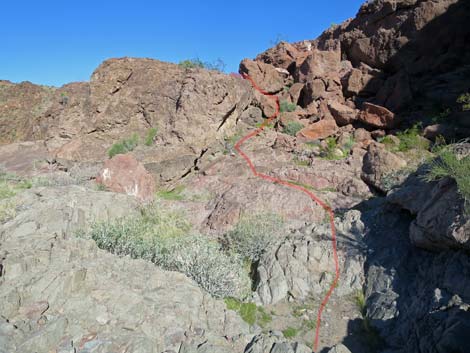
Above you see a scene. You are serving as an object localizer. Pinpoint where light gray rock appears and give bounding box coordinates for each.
[245,333,311,353]
[327,344,352,353]
[0,186,249,353]
[255,211,366,305]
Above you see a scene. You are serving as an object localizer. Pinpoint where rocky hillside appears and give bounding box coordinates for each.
[1,1,470,353]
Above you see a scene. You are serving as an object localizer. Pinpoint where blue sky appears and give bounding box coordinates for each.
[1,0,364,87]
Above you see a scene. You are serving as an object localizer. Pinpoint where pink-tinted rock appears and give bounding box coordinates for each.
[297,119,338,141]
[358,102,397,129]
[96,154,155,202]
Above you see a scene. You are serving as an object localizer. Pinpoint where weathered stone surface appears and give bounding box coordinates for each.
[245,333,311,353]
[357,102,397,129]
[0,187,248,353]
[255,211,365,305]
[361,143,407,192]
[239,59,285,93]
[96,154,156,202]
[327,100,358,126]
[297,118,338,141]
[327,344,352,353]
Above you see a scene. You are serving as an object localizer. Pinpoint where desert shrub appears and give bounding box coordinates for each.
[457,92,470,111]
[224,298,272,327]
[83,205,250,298]
[108,134,139,158]
[282,327,299,338]
[144,127,158,146]
[319,136,353,160]
[396,123,429,152]
[0,170,32,199]
[165,235,250,298]
[225,213,284,262]
[283,121,303,136]
[424,143,470,210]
[179,58,205,69]
[156,185,185,201]
[280,101,297,113]
[0,199,16,223]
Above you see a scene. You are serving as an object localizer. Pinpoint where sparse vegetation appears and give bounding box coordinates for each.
[280,101,297,113]
[144,127,158,146]
[179,58,205,69]
[156,185,185,201]
[424,142,470,211]
[457,92,470,111]
[396,123,429,152]
[179,58,226,72]
[0,199,16,223]
[283,121,304,136]
[282,327,299,338]
[224,298,272,327]
[108,134,139,158]
[293,157,310,167]
[319,136,353,160]
[81,204,250,298]
[225,213,284,262]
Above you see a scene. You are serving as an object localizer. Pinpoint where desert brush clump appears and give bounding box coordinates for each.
[107,133,139,158]
[283,121,304,136]
[81,204,250,298]
[424,141,470,211]
[224,298,272,327]
[280,100,297,113]
[225,213,284,262]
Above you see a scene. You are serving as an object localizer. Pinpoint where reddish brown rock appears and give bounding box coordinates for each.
[239,59,284,93]
[327,100,358,126]
[287,83,304,105]
[254,90,278,118]
[297,118,338,141]
[255,41,311,72]
[96,154,155,202]
[358,102,397,129]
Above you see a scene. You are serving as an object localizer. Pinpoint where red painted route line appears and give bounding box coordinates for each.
[235,73,340,352]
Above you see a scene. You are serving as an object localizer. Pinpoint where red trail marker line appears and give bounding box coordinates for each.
[235,73,340,352]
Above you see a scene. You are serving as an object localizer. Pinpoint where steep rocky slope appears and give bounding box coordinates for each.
[1,1,470,353]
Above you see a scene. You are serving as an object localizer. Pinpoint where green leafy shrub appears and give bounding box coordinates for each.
[144,128,158,146]
[283,121,304,136]
[156,185,185,201]
[179,58,205,69]
[396,124,429,152]
[319,136,352,160]
[282,327,299,338]
[280,101,297,113]
[225,213,284,262]
[424,143,470,211]
[0,199,16,223]
[108,134,139,158]
[224,298,272,327]
[457,92,470,111]
[82,205,250,298]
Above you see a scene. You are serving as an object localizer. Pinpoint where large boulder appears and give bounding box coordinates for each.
[361,143,407,192]
[239,59,285,93]
[389,174,470,251]
[357,102,397,129]
[96,154,156,202]
[297,118,338,141]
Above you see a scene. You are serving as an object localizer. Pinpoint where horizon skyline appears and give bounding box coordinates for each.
[1,0,364,87]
